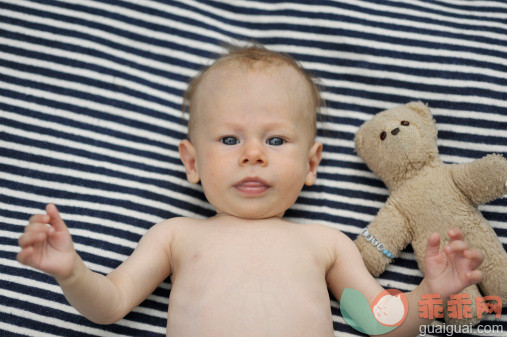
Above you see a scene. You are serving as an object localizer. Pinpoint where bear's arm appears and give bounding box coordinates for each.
[450,154,507,207]
[354,204,411,276]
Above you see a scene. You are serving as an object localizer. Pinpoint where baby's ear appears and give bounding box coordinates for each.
[305,142,323,186]
[405,101,432,121]
[179,139,200,183]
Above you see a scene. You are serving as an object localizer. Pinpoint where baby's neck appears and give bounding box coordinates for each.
[210,213,287,225]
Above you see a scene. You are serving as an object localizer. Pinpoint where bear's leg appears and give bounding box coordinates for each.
[478,244,507,305]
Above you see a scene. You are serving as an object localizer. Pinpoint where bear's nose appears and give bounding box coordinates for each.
[391,127,400,136]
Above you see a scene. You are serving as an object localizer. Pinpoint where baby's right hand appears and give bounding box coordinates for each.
[17,204,76,280]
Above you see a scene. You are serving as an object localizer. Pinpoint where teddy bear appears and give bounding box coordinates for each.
[353,101,507,326]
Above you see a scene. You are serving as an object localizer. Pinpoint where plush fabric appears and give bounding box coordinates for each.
[0,1,505,336]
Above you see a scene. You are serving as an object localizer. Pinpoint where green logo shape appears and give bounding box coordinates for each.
[340,288,398,335]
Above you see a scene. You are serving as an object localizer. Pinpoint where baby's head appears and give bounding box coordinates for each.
[183,44,323,142]
[179,44,323,219]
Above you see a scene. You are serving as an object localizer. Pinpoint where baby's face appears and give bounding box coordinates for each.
[180,63,322,219]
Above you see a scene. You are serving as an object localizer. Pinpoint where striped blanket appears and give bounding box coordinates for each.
[1,1,505,336]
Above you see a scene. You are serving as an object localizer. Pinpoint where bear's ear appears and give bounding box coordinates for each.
[405,101,432,120]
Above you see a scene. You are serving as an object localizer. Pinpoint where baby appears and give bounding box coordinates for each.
[17,45,484,337]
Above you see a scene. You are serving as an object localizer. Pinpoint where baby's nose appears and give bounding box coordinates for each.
[391,127,400,136]
[240,142,267,166]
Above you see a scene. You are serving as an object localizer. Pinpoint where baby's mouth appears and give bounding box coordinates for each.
[234,177,270,195]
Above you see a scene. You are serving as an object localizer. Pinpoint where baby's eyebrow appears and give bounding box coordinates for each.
[218,121,296,133]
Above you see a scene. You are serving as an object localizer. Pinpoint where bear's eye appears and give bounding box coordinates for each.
[401,120,410,126]
[380,131,387,140]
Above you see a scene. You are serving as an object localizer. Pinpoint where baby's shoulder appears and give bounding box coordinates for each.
[301,223,357,251]
[148,216,201,236]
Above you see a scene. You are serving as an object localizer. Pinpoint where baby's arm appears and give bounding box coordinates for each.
[327,228,483,337]
[17,204,174,324]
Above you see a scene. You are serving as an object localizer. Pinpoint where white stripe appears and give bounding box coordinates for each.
[431,0,507,9]
[324,106,507,124]
[290,203,375,222]
[0,187,164,224]
[0,141,210,213]
[177,0,507,53]
[0,286,167,322]
[0,93,186,147]
[0,79,185,134]
[0,112,182,168]
[0,123,182,172]
[5,2,504,68]
[0,4,209,66]
[301,191,385,209]
[0,304,132,336]
[214,0,507,26]
[317,71,507,108]
[389,0,507,18]
[0,255,171,306]
[0,203,146,236]
[272,44,507,81]
[439,139,507,153]
[0,65,183,124]
[0,36,188,91]
[0,50,183,105]
[322,92,507,130]
[0,21,199,77]
[317,69,507,97]
[438,123,507,138]
[11,0,223,54]
[1,108,180,160]
[0,168,209,219]
[0,157,208,217]
[59,0,231,43]
[211,0,507,39]
[0,322,64,337]
[3,221,137,249]
[347,0,507,25]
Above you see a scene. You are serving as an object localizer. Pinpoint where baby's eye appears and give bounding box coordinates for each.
[266,137,285,146]
[221,136,239,145]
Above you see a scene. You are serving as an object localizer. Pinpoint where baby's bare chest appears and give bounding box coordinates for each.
[173,224,328,283]
[166,223,335,336]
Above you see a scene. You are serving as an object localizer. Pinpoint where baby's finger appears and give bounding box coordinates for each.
[447,228,465,242]
[466,270,483,285]
[425,233,441,259]
[16,246,34,265]
[18,229,50,248]
[46,204,68,232]
[465,249,484,269]
[24,222,52,234]
[444,240,468,256]
[29,214,50,225]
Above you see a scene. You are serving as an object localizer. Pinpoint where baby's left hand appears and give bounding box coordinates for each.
[424,228,484,297]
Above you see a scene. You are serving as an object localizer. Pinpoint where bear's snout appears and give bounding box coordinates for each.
[391,127,400,136]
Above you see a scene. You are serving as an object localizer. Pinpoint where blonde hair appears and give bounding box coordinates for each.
[182,43,324,139]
